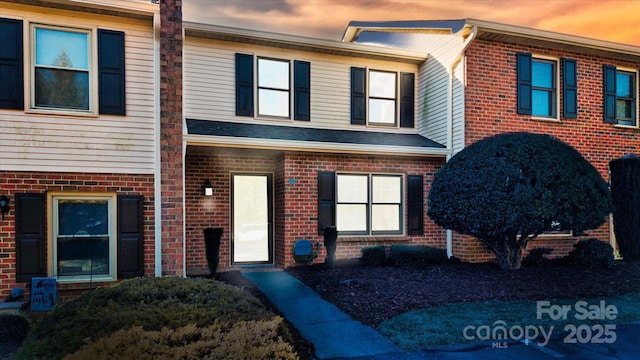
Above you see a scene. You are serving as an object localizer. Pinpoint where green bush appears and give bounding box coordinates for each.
[427,132,612,269]
[523,247,554,267]
[567,239,614,269]
[17,277,286,360]
[360,246,387,266]
[0,313,30,342]
[64,318,297,360]
[389,245,448,267]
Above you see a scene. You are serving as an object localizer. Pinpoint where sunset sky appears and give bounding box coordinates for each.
[183,0,640,46]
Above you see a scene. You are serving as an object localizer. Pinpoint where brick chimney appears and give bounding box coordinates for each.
[159,0,184,276]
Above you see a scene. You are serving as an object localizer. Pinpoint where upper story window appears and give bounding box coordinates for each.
[604,65,637,127]
[604,65,638,126]
[0,17,125,115]
[351,67,415,128]
[257,58,290,118]
[335,173,403,235]
[517,53,560,119]
[33,26,91,111]
[368,70,397,125]
[531,59,557,118]
[235,53,310,121]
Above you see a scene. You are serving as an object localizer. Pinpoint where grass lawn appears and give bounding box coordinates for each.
[377,292,640,351]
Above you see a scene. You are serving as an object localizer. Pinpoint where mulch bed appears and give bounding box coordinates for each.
[215,259,640,359]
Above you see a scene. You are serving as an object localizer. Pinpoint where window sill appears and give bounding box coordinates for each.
[26,108,99,118]
[338,235,411,243]
[614,124,639,130]
[55,276,116,284]
[530,116,560,123]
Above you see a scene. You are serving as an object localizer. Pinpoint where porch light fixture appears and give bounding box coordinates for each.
[203,179,213,196]
[0,195,9,220]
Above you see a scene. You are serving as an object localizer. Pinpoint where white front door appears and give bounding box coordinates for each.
[231,174,273,264]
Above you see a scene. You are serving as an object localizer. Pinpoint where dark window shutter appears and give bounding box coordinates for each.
[351,67,366,125]
[562,58,578,119]
[517,52,532,115]
[294,60,310,121]
[98,29,126,115]
[236,53,254,117]
[15,193,46,283]
[407,175,424,235]
[0,18,24,110]
[603,64,617,123]
[117,195,144,278]
[400,72,415,128]
[318,172,336,235]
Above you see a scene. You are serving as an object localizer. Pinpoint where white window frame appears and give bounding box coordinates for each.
[368,69,398,126]
[531,55,559,120]
[257,57,291,119]
[336,173,404,236]
[48,193,117,283]
[614,67,638,127]
[28,23,98,116]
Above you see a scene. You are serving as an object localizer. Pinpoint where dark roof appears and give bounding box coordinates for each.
[186,119,445,149]
[347,20,467,34]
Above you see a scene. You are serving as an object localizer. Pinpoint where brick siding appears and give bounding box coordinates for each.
[160,0,184,275]
[457,38,640,261]
[0,171,154,299]
[185,149,446,273]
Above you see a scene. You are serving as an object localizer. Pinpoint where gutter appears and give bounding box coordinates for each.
[446,25,477,259]
[184,134,451,158]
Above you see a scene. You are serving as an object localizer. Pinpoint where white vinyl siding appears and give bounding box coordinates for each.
[183,37,418,132]
[0,7,155,174]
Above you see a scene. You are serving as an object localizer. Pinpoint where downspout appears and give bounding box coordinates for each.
[153,11,162,277]
[181,25,187,278]
[446,25,477,258]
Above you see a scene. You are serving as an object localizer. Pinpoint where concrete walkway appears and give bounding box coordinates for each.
[243,271,403,359]
[243,270,640,360]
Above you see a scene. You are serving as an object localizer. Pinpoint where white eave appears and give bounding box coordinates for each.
[8,0,159,18]
[184,21,429,64]
[342,18,640,62]
[184,134,451,158]
[467,18,640,62]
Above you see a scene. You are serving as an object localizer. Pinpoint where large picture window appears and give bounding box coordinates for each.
[52,195,115,281]
[336,174,402,235]
[258,58,290,118]
[32,25,91,112]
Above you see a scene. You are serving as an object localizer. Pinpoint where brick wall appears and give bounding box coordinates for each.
[184,148,446,273]
[0,171,155,299]
[160,0,184,275]
[455,38,640,261]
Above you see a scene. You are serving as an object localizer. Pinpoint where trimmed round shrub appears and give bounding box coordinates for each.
[567,239,614,269]
[361,246,387,266]
[389,245,448,267]
[0,314,30,342]
[428,132,612,269]
[17,277,284,360]
[522,247,554,267]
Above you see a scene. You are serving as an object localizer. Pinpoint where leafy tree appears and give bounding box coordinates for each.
[427,132,612,270]
[609,153,640,260]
